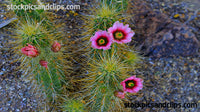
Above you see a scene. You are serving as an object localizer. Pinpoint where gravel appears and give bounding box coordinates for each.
[130,57,200,111]
[0,78,40,111]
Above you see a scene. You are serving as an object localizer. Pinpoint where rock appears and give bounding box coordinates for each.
[128,0,200,58]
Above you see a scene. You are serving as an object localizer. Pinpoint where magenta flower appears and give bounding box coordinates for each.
[108,21,135,44]
[51,41,61,52]
[90,30,112,50]
[21,43,39,58]
[120,75,143,93]
[39,60,48,68]
[114,90,126,99]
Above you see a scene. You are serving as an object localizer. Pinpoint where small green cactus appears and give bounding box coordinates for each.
[8,0,71,110]
[80,50,133,112]
[81,3,122,41]
[100,0,129,11]
[10,18,68,105]
[61,98,86,112]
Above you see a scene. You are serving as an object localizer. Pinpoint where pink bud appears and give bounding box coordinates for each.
[114,90,126,99]
[39,60,48,68]
[51,41,61,52]
[21,43,39,58]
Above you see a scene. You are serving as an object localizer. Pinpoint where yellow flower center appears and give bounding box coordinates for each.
[98,39,105,45]
[115,32,124,39]
[128,82,134,87]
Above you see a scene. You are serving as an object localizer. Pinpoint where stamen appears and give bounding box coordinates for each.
[125,80,135,88]
[114,31,124,39]
[128,82,134,87]
[98,39,105,45]
[96,37,108,46]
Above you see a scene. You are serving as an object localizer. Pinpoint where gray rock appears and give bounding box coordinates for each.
[128,0,200,58]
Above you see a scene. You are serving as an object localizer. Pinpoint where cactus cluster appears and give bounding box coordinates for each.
[5,0,144,111]
[76,1,143,111]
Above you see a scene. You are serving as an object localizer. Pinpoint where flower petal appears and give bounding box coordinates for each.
[90,30,112,50]
[108,21,135,44]
[121,75,143,93]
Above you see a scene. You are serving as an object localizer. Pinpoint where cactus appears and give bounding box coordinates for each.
[61,97,86,112]
[81,3,122,42]
[76,1,142,111]
[80,1,131,57]
[99,0,129,11]
[80,47,139,111]
[7,0,72,110]
[10,17,68,106]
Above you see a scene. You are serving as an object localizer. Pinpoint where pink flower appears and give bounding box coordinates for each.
[90,30,112,50]
[120,75,143,93]
[114,90,126,99]
[21,43,39,58]
[108,21,135,44]
[39,60,48,68]
[51,41,61,52]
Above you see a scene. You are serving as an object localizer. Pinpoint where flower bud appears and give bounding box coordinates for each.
[21,43,39,58]
[39,60,48,68]
[114,90,126,99]
[51,41,61,52]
